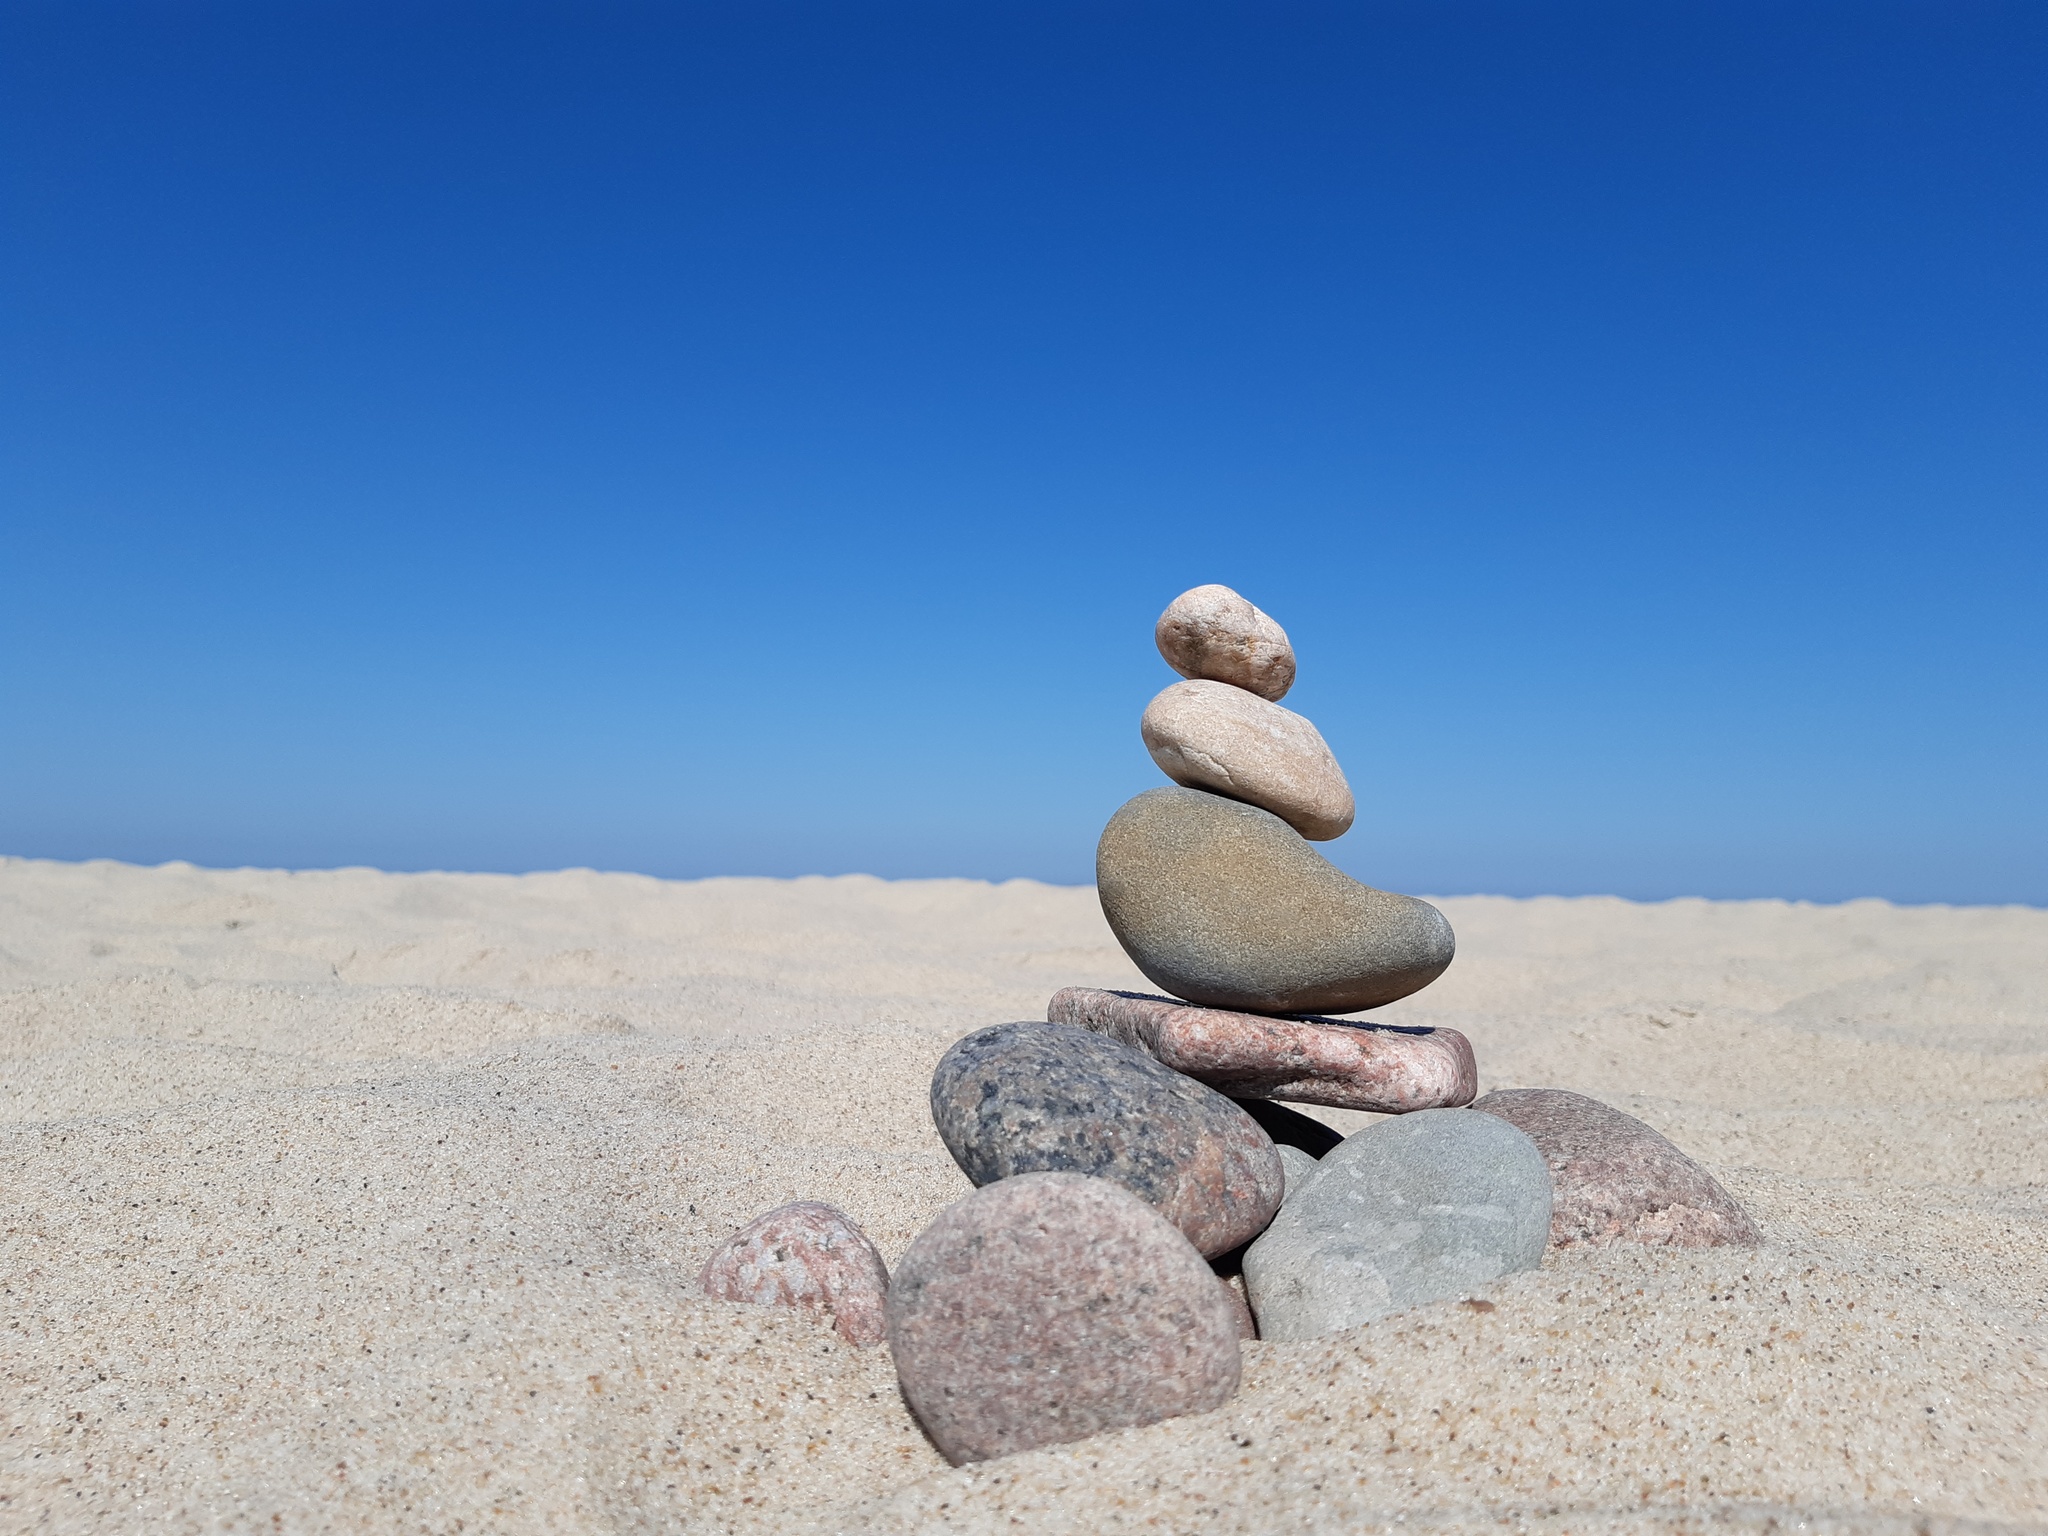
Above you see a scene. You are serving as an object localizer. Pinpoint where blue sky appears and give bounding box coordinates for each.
[4,3,2044,901]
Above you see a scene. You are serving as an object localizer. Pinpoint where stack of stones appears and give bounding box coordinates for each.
[697,584,1760,1468]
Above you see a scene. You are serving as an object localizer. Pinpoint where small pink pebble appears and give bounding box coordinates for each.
[698,1200,890,1346]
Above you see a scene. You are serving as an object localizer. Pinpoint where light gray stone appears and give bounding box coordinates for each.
[1141,680,1354,841]
[1155,584,1296,702]
[1096,787,1456,1015]
[1242,1109,1552,1342]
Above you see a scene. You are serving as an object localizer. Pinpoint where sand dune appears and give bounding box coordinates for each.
[3,857,2043,1532]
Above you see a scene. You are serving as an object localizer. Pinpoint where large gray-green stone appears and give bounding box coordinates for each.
[1241,1108,1552,1342]
[1095,787,1456,1014]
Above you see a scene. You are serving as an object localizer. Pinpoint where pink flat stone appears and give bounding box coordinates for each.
[1047,986,1477,1114]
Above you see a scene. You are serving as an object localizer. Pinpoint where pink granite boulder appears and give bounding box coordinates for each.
[1048,986,1477,1114]
[1471,1088,1761,1248]
[887,1173,1241,1465]
[698,1200,892,1345]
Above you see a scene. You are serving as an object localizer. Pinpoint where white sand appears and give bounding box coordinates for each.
[2,857,2043,1533]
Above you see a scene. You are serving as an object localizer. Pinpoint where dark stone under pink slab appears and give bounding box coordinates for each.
[930,1020,1283,1258]
[1472,1088,1761,1249]
[1048,986,1477,1113]
[697,1200,891,1345]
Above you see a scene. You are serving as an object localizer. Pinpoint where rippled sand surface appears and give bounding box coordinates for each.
[3,858,2043,1533]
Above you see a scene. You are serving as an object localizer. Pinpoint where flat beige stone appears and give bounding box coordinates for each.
[1141,679,1354,840]
[1155,584,1296,701]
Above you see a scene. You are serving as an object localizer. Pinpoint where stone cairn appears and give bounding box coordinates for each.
[699,583,1760,1466]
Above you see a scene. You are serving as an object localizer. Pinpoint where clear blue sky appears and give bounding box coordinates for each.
[5,3,2044,902]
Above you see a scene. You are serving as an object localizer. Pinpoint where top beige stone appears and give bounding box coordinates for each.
[1155,584,1296,701]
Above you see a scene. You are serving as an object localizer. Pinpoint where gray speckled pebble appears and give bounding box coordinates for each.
[930,1022,1283,1258]
[1242,1108,1552,1342]
[1096,788,1455,1015]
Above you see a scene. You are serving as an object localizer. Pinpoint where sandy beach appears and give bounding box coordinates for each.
[2,855,2043,1533]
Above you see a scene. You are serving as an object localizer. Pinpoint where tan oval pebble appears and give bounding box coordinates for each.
[886,1172,1241,1465]
[1155,584,1296,701]
[1472,1088,1761,1248]
[1097,787,1455,1015]
[698,1200,891,1346]
[1141,679,1354,840]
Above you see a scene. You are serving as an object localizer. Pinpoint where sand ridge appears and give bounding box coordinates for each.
[2,857,2044,1532]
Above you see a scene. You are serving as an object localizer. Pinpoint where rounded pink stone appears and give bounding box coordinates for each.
[698,1200,891,1345]
[887,1173,1241,1465]
[1472,1088,1761,1248]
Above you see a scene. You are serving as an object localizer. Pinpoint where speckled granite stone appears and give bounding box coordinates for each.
[1095,788,1456,1014]
[1242,1109,1552,1342]
[1155,583,1296,701]
[697,1200,891,1346]
[1049,986,1476,1113]
[1472,1088,1761,1248]
[929,1021,1283,1258]
[1140,680,1354,840]
[886,1172,1241,1464]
